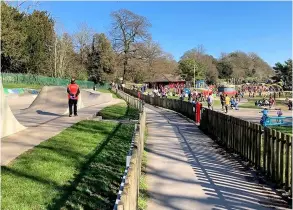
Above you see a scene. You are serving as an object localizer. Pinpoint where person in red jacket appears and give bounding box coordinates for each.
[67,78,80,117]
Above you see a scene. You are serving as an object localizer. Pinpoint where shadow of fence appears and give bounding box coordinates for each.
[121,87,292,199]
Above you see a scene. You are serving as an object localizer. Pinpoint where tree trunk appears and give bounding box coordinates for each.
[122,57,128,84]
[54,36,57,77]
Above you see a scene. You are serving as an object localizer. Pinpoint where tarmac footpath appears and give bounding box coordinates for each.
[145,105,290,210]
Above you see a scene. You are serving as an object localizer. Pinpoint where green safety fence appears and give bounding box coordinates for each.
[0,73,109,89]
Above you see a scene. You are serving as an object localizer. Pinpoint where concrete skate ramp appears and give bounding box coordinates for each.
[25,86,84,115]
[1,83,26,138]
[14,86,113,127]
[7,94,37,113]
[25,86,112,114]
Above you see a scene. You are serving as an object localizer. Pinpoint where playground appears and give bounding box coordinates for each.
[131,79,293,131]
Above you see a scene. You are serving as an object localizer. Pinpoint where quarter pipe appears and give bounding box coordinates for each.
[1,82,26,138]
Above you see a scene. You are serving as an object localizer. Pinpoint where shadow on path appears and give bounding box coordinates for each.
[36,110,61,116]
[145,104,290,210]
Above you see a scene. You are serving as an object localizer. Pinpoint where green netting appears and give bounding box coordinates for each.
[0,73,109,89]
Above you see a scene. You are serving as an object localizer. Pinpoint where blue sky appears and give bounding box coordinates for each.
[33,1,292,66]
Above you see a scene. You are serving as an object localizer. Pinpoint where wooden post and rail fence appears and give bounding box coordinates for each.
[118,87,292,197]
[112,88,146,210]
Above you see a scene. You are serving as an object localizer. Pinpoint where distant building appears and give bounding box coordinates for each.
[144,74,185,88]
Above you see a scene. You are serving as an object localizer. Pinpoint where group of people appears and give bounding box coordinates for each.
[180,90,211,102]
[150,83,187,97]
[240,84,283,98]
[111,82,125,90]
[130,82,292,114]
[199,92,239,114]
[219,94,239,113]
[254,97,275,108]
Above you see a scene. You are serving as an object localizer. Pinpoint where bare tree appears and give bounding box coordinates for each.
[180,44,206,61]
[110,9,151,83]
[52,21,66,77]
[6,0,40,12]
[74,22,94,65]
[133,39,162,77]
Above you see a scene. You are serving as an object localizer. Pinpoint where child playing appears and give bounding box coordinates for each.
[277,108,283,117]
[276,108,283,123]
[260,108,269,126]
[234,100,239,110]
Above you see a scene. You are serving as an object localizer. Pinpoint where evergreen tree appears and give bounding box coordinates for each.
[88,33,115,83]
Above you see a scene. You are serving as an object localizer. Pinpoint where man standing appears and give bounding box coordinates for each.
[225,94,230,114]
[67,78,80,117]
[220,93,225,111]
[207,93,213,110]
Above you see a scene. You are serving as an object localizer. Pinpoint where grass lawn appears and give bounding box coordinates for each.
[96,88,119,99]
[138,127,149,210]
[270,126,292,135]
[239,100,262,109]
[239,98,287,109]
[1,120,134,210]
[3,83,43,89]
[98,102,139,120]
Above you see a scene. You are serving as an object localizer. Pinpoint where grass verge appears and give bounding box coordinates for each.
[270,126,292,135]
[138,126,149,210]
[98,102,139,120]
[1,120,134,210]
[3,83,42,89]
[96,88,119,99]
[239,98,287,109]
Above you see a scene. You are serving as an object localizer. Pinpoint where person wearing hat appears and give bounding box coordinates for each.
[67,78,80,117]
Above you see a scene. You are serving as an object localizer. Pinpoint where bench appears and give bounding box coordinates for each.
[263,116,293,127]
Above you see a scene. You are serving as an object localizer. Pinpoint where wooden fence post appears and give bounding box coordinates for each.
[267,129,272,178]
[271,129,276,181]
[285,135,291,191]
[256,124,262,170]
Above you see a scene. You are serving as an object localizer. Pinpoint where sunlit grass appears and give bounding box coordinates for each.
[98,102,139,120]
[1,120,134,210]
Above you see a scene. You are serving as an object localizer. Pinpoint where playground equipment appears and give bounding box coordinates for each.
[195,80,208,89]
[263,116,293,127]
[194,80,214,97]
[218,85,237,96]
[183,88,191,96]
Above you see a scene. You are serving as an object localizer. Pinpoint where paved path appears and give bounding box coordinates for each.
[145,105,290,210]
[1,99,122,166]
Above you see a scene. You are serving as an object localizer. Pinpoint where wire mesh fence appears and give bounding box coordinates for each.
[0,73,110,89]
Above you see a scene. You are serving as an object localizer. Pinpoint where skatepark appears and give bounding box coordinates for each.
[1,83,120,165]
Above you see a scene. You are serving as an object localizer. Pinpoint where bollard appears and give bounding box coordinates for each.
[195,102,202,123]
